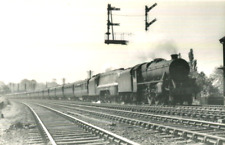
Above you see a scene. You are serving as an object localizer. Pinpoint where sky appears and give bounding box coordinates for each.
[0,0,224,84]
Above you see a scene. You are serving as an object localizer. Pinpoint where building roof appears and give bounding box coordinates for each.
[220,36,225,43]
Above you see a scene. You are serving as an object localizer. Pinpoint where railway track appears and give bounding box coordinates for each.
[39,101,225,145]
[22,102,140,145]
[20,104,45,145]
[57,102,225,130]
[53,100,225,122]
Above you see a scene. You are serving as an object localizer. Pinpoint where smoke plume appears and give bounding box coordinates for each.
[105,67,114,72]
[156,40,178,54]
[137,40,179,62]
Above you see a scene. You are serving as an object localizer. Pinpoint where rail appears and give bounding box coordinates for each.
[23,103,57,145]
[53,103,225,145]
[38,104,140,145]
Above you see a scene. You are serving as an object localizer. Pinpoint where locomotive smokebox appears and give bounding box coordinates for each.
[171,54,178,60]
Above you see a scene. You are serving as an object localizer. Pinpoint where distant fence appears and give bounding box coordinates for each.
[200,96,224,105]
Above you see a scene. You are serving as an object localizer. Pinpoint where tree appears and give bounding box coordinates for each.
[35,83,46,90]
[210,66,223,95]
[0,82,11,94]
[187,49,220,98]
[189,70,221,98]
[20,79,38,91]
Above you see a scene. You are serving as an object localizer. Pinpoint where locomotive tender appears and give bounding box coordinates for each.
[9,54,195,105]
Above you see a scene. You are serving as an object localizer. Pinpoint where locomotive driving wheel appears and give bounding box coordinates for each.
[147,96,155,105]
[185,95,192,105]
[168,95,176,105]
[143,89,155,105]
[155,95,169,105]
[154,95,161,105]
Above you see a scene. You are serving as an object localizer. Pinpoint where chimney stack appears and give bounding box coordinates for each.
[171,54,178,60]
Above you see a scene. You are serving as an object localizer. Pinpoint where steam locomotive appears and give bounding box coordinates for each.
[8,54,195,105]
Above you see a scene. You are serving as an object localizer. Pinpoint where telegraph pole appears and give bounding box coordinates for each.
[87,70,93,79]
[145,3,157,31]
[62,78,66,85]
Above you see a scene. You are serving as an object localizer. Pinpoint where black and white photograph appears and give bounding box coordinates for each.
[0,0,225,144]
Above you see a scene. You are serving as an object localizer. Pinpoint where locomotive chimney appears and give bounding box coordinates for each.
[171,54,178,60]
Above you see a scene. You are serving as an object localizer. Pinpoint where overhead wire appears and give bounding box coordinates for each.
[112,14,144,17]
